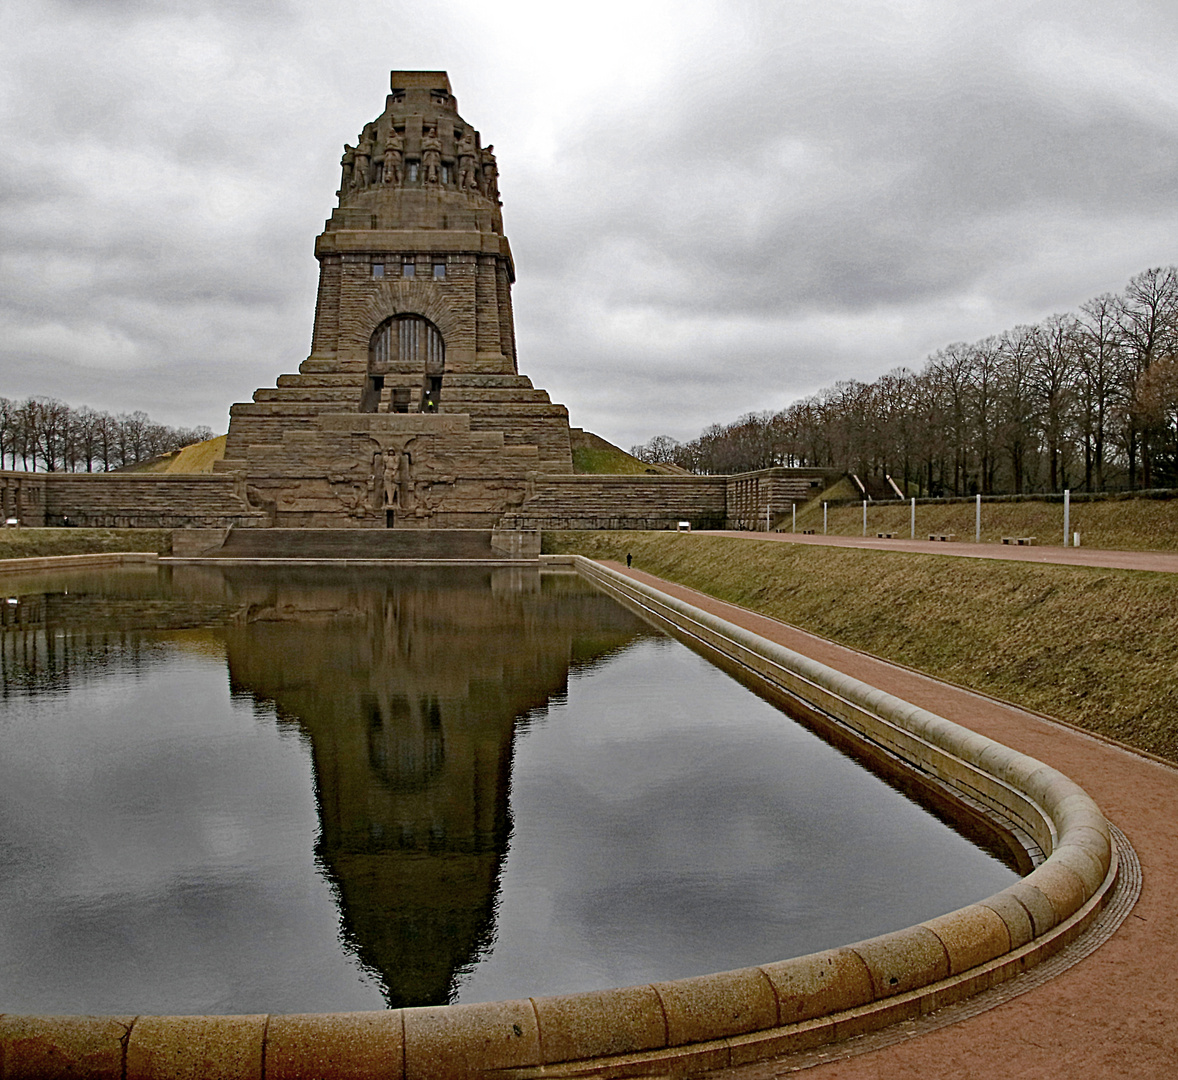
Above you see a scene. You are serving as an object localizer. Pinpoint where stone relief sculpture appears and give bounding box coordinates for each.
[421,125,442,185]
[382,127,404,186]
[244,484,278,526]
[338,115,492,202]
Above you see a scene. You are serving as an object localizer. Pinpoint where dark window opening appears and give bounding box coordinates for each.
[373,161,383,183]
[386,509,395,528]
[422,376,442,412]
[402,261,415,278]
[359,375,383,413]
[432,262,445,280]
[391,387,411,413]
[372,263,384,279]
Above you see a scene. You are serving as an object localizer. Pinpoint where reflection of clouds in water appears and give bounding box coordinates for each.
[0,566,1019,1015]
[0,648,386,1015]
[458,639,1018,1002]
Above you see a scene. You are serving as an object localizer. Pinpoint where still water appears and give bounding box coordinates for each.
[0,564,1019,1015]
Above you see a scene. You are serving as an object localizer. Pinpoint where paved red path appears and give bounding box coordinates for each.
[696,530,1178,574]
[603,561,1178,1079]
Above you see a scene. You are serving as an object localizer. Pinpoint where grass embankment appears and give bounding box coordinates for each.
[570,428,680,475]
[790,493,1178,551]
[0,528,171,560]
[544,531,1178,763]
[120,434,227,474]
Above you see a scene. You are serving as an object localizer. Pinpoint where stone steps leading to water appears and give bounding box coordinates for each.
[204,528,513,560]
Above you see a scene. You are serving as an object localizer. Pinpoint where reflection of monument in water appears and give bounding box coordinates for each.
[217,566,654,1006]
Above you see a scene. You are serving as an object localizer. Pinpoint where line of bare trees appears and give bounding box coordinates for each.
[0,396,213,473]
[634,266,1178,494]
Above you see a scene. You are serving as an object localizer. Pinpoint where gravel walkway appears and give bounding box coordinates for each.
[696,530,1178,574]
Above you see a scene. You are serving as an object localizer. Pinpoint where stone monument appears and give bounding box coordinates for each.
[217,71,575,528]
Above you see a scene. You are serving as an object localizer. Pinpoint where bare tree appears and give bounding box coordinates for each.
[1076,294,1122,491]
[1116,267,1178,487]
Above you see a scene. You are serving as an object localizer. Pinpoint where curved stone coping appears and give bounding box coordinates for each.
[0,557,1118,1080]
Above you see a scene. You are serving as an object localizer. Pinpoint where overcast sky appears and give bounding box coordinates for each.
[2,0,1177,450]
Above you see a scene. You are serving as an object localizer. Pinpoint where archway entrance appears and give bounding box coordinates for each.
[364,315,445,413]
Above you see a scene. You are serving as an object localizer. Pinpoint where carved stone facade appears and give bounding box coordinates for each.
[0,73,840,537]
[218,71,575,529]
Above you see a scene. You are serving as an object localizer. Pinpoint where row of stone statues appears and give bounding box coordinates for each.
[339,125,499,200]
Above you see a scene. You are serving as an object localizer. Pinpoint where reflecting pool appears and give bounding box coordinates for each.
[0,564,1019,1015]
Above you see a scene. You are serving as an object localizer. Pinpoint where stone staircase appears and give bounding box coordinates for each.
[196,528,521,561]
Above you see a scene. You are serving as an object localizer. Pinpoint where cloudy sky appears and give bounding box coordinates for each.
[2,0,1177,450]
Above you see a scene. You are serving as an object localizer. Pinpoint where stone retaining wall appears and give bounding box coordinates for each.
[504,474,730,530]
[0,472,265,529]
[0,556,1117,1079]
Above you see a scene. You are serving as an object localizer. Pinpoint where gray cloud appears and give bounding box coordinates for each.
[3,0,1177,445]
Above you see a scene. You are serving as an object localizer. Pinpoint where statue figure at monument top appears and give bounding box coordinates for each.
[422,124,442,185]
[480,144,499,203]
[456,129,478,191]
[382,127,404,186]
[338,143,356,197]
[353,134,373,191]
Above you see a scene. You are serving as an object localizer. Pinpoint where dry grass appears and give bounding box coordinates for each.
[128,434,227,474]
[544,530,1178,763]
[791,495,1178,551]
[0,528,171,560]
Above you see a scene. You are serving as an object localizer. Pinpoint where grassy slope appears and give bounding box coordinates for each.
[0,528,171,559]
[794,494,1178,551]
[125,434,227,474]
[543,531,1178,762]
[570,428,680,474]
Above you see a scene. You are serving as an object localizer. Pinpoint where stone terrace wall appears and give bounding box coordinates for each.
[504,474,729,530]
[726,468,846,529]
[1,472,266,529]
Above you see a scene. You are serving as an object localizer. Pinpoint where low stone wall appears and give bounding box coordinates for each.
[506,474,729,530]
[0,472,265,529]
[0,557,1117,1079]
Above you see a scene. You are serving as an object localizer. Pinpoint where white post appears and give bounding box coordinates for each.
[862,500,867,537]
[823,502,828,535]
[910,496,916,539]
[975,493,981,544]
[1063,489,1070,547]
[792,503,796,533]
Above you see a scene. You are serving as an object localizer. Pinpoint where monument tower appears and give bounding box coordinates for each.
[218,71,574,528]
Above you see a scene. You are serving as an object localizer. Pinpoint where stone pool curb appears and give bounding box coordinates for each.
[0,556,1120,1080]
[0,551,158,574]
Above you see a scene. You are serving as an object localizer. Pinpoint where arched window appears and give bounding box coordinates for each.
[369,315,444,374]
[364,315,446,413]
